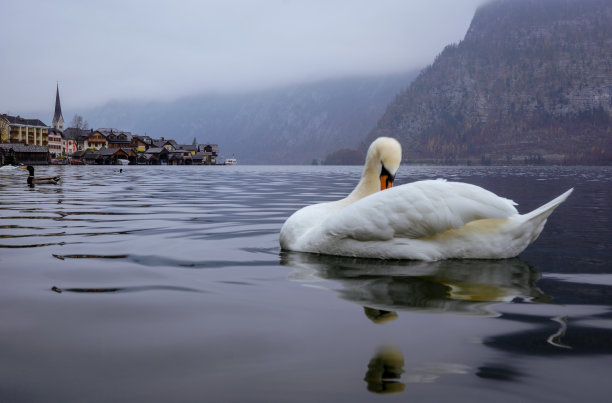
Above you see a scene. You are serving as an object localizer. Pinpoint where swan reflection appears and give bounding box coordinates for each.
[364,345,405,394]
[364,345,473,393]
[281,252,548,318]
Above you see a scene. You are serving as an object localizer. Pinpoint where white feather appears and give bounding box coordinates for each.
[279,137,573,261]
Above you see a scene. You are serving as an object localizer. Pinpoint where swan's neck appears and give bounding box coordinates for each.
[346,159,380,202]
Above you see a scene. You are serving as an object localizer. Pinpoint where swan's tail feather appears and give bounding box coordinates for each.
[515,188,573,247]
[524,188,573,222]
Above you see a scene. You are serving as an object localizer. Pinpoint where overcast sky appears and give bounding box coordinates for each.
[1,0,484,119]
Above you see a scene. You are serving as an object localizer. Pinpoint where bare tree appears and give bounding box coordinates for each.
[70,114,89,130]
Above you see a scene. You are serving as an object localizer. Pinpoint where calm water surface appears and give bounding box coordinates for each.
[1,165,611,402]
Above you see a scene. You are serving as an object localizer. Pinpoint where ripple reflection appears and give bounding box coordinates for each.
[50,285,204,294]
[281,252,548,318]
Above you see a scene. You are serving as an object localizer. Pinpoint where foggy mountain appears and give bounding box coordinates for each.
[365,0,612,165]
[83,73,417,164]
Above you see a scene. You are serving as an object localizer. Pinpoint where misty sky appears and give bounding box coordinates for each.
[1,0,484,118]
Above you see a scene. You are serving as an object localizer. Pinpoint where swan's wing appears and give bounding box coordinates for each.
[323,180,518,240]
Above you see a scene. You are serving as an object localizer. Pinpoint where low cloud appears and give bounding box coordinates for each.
[1,0,484,117]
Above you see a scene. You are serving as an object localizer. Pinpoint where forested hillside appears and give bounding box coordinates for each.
[84,73,416,164]
[365,0,612,165]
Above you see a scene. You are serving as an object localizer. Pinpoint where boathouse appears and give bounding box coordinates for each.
[197,144,218,164]
[0,143,49,165]
[93,148,135,165]
[68,148,136,165]
[144,147,169,164]
[168,150,192,165]
[137,153,156,165]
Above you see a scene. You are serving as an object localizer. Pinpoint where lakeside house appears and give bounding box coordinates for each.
[84,130,109,150]
[1,85,220,166]
[0,114,51,165]
[61,128,91,156]
[47,128,63,157]
[1,115,220,165]
[0,114,49,147]
[131,136,149,152]
[153,138,178,151]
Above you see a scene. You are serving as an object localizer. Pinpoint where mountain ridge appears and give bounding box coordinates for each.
[364,0,612,165]
[83,73,417,164]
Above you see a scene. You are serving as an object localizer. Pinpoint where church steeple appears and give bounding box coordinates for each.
[52,82,64,131]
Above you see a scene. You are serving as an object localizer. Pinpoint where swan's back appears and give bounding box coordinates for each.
[322,180,518,241]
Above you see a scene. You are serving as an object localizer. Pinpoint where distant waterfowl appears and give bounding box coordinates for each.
[24,165,61,185]
[0,165,19,170]
[280,137,573,261]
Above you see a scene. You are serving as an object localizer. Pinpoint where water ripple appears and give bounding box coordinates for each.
[50,285,205,294]
[52,252,277,268]
[2,165,611,274]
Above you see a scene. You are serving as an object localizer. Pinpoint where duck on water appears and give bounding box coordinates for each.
[23,165,61,185]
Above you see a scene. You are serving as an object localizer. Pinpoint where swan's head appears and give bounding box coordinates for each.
[365,137,401,190]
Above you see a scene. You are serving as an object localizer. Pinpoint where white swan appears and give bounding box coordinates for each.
[280,137,573,261]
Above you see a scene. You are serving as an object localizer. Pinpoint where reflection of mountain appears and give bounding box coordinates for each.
[281,252,548,317]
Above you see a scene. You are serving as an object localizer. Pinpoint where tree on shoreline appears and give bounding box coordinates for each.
[70,114,89,130]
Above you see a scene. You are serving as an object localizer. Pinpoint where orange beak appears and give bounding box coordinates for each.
[380,175,394,190]
[380,166,395,190]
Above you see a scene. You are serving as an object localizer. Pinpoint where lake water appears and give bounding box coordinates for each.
[1,165,611,402]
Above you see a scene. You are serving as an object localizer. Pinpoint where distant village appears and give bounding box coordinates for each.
[0,84,221,166]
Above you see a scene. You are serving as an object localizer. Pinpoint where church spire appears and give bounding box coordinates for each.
[52,82,64,131]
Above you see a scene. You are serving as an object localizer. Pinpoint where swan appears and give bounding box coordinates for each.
[279,137,573,261]
[23,165,61,185]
